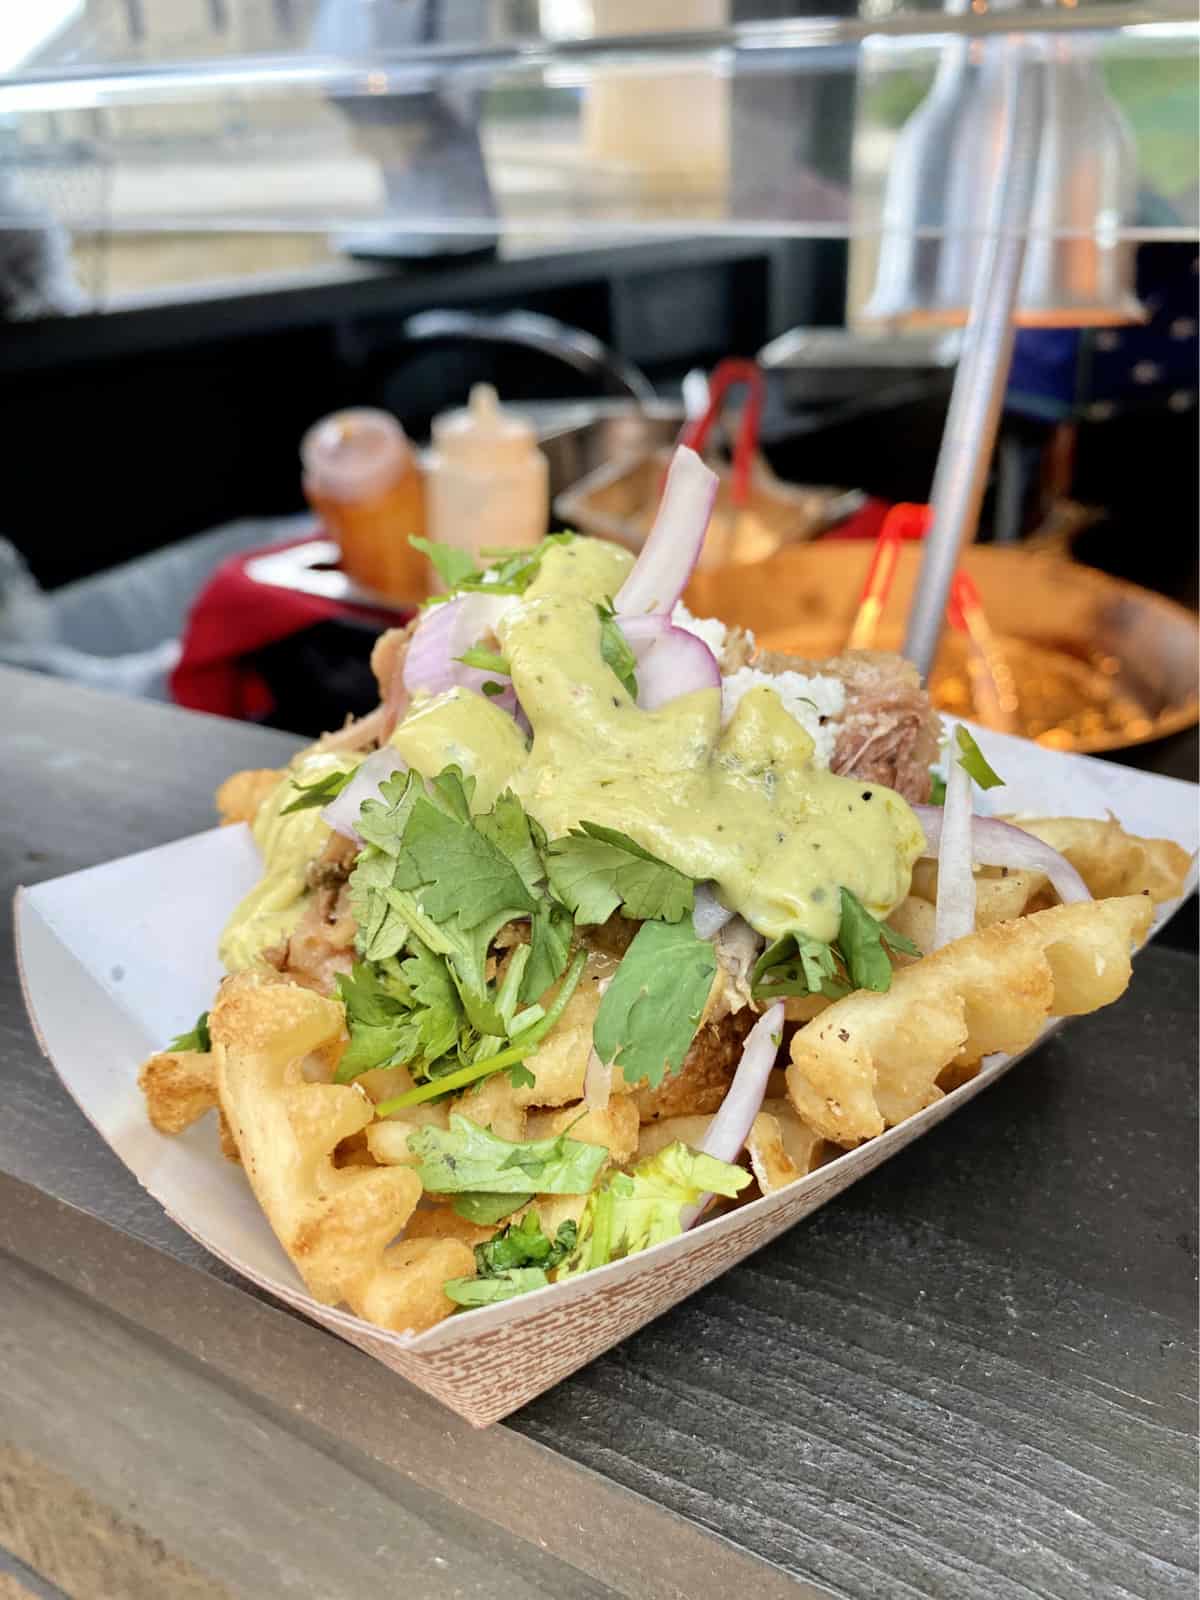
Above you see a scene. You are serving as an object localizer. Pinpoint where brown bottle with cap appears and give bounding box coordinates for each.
[301,408,427,601]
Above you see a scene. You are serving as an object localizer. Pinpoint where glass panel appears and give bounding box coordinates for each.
[0,1,1195,311]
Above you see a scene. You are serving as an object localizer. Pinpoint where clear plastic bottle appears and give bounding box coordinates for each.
[301,408,427,600]
[425,384,549,561]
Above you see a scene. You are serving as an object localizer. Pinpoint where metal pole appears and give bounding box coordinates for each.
[903,39,1044,678]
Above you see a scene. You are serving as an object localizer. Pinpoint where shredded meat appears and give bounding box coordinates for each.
[307,616,418,755]
[305,829,359,891]
[754,647,939,804]
[280,880,356,993]
[633,1008,756,1122]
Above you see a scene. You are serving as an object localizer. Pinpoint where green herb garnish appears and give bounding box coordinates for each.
[280,768,353,815]
[954,726,1004,790]
[592,918,717,1090]
[168,1011,211,1053]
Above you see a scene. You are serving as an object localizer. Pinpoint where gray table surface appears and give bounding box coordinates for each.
[2,664,1196,1600]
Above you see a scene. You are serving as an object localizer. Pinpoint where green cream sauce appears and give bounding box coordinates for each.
[389,540,923,942]
[218,752,359,971]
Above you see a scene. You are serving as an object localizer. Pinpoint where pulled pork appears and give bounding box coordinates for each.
[755,647,940,804]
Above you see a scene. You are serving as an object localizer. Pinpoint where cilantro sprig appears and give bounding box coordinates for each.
[751,888,920,1003]
[592,918,717,1090]
[168,1012,211,1053]
[545,822,694,925]
[443,1210,579,1307]
[411,533,576,601]
[280,768,353,815]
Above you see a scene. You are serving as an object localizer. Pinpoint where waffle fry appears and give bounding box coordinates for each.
[1002,816,1191,904]
[210,973,470,1325]
[787,894,1153,1146]
[138,1048,217,1135]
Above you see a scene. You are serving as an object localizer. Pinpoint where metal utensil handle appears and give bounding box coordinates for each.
[903,40,1044,679]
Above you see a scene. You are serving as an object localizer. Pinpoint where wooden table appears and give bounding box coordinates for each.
[2,665,1195,1600]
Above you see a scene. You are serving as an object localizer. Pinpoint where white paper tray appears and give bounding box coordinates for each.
[15,726,1197,1424]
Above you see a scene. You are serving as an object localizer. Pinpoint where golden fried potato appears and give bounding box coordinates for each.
[215,768,282,827]
[907,867,1050,930]
[365,1103,450,1167]
[525,1095,640,1166]
[460,1073,526,1141]
[744,1114,798,1194]
[510,954,628,1108]
[760,1097,828,1178]
[138,1048,217,1135]
[634,1115,712,1162]
[787,895,1152,1146]
[402,1205,497,1250]
[351,1238,475,1334]
[886,896,935,961]
[1002,816,1191,904]
[211,973,426,1311]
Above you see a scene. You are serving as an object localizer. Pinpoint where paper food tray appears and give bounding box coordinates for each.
[15,727,1198,1427]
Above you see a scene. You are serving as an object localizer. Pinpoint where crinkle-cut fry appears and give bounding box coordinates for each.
[402,1205,497,1250]
[349,1238,475,1334]
[886,896,935,961]
[745,1114,799,1195]
[211,973,432,1312]
[1001,815,1191,904]
[215,768,282,827]
[525,1096,640,1166]
[760,1098,829,1178]
[138,1048,217,1135]
[787,895,1152,1147]
[365,1104,450,1168]
[460,1072,527,1142]
[634,1115,712,1162]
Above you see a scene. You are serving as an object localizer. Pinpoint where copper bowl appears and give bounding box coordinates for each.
[685,542,1199,757]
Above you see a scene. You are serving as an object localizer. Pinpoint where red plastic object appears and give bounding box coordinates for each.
[679,357,766,508]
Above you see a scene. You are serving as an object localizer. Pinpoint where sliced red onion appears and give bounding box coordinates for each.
[614,446,720,618]
[933,758,976,949]
[912,805,1092,914]
[682,1001,785,1229]
[403,593,516,703]
[618,614,721,711]
[322,747,408,842]
[693,883,736,940]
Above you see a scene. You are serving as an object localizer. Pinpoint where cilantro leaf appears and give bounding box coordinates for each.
[280,768,353,815]
[596,603,638,698]
[475,1211,578,1276]
[836,887,916,992]
[955,726,1004,790]
[559,1143,750,1276]
[592,918,717,1089]
[457,646,510,675]
[334,953,463,1082]
[443,1267,549,1306]
[407,1112,607,1195]
[409,536,478,592]
[545,822,694,925]
[929,771,947,805]
[168,1011,211,1053]
[751,934,848,1003]
[451,1191,531,1225]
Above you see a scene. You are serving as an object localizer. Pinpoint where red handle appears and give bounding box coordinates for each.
[680,358,765,508]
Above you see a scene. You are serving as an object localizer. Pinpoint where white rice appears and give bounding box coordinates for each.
[720,667,845,767]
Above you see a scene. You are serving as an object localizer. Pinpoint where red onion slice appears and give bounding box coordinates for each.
[403,593,516,703]
[692,882,736,940]
[614,446,720,618]
[322,747,408,842]
[682,1001,785,1228]
[913,804,1092,921]
[933,758,976,949]
[618,614,721,711]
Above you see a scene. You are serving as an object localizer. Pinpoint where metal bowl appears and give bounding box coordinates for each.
[685,541,1199,756]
